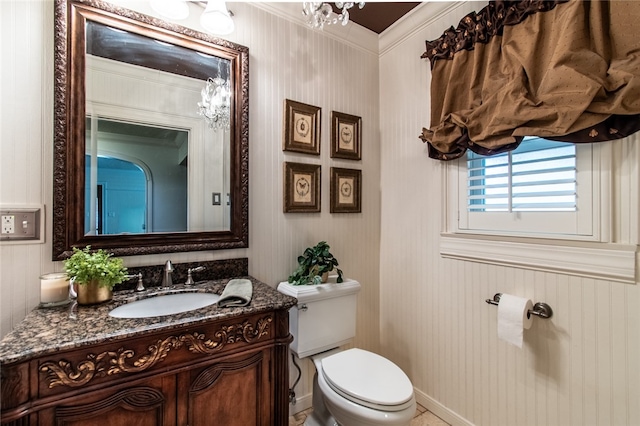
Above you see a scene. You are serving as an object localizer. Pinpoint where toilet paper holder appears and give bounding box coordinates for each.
[485,293,553,319]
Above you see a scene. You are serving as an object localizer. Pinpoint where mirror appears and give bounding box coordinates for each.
[53,0,249,260]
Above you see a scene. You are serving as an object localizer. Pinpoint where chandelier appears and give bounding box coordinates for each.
[197,75,231,131]
[302,2,365,29]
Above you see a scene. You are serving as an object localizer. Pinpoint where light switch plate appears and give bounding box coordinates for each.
[0,206,44,244]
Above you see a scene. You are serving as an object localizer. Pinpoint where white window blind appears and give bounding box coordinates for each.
[467,137,576,212]
[456,138,596,238]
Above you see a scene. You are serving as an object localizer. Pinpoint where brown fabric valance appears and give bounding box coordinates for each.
[420,0,640,161]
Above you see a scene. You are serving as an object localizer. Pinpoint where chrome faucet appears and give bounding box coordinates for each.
[185,266,206,285]
[162,260,174,287]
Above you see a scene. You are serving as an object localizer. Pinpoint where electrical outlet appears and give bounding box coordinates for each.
[0,208,41,242]
[2,215,15,234]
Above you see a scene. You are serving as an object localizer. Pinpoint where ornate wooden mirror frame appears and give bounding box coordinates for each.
[53,0,249,260]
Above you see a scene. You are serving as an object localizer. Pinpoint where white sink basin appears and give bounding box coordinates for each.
[109,292,220,318]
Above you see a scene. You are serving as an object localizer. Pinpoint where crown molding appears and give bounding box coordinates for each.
[379,1,481,57]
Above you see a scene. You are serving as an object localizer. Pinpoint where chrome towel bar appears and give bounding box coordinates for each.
[485,293,553,319]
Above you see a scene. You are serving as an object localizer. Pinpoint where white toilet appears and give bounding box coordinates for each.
[278,278,416,426]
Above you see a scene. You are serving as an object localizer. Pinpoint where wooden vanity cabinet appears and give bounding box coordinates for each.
[1,310,292,426]
[178,347,272,426]
[36,375,177,426]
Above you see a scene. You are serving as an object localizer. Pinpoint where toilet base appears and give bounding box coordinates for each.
[304,371,339,426]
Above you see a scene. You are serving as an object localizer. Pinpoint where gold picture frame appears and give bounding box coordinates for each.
[330,167,361,213]
[331,111,361,160]
[283,99,321,155]
[284,162,321,213]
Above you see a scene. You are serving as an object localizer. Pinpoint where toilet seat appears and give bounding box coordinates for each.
[320,348,414,412]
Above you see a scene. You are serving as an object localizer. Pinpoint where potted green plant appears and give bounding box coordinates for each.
[288,241,344,285]
[64,246,127,305]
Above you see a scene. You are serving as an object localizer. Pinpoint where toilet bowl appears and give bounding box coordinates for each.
[308,348,416,426]
[278,279,416,426]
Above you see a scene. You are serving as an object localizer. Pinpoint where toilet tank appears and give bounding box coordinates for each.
[277,277,361,359]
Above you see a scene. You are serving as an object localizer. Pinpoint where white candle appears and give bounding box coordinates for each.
[40,273,69,305]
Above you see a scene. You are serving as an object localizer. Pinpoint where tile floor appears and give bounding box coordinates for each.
[288,403,450,426]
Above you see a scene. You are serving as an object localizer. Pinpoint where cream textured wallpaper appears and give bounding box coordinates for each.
[0,1,381,357]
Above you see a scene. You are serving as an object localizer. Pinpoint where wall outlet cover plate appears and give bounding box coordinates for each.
[0,206,44,244]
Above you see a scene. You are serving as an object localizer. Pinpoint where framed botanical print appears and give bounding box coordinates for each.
[331,111,361,160]
[330,167,361,213]
[283,99,321,155]
[284,162,321,213]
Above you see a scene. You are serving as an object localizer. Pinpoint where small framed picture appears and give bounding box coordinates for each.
[283,99,321,155]
[331,111,361,160]
[330,167,361,213]
[284,162,321,213]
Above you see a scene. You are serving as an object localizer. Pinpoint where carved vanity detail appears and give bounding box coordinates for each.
[0,277,297,426]
[39,315,273,389]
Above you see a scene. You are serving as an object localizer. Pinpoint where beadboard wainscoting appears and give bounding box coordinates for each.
[379,2,640,426]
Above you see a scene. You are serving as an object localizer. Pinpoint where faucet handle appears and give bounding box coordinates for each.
[125,273,145,292]
[185,266,206,285]
[69,276,77,299]
[165,260,174,272]
[135,273,145,292]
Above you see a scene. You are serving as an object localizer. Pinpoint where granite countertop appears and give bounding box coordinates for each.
[0,277,297,365]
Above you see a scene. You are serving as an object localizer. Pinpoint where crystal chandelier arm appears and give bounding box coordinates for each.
[302,2,365,29]
[197,75,231,130]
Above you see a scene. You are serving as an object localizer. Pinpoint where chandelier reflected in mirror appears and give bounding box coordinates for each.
[302,2,365,29]
[198,75,231,131]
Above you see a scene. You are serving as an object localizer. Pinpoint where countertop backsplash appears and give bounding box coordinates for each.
[118,257,248,291]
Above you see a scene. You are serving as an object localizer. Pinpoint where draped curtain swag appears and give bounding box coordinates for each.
[420,0,640,161]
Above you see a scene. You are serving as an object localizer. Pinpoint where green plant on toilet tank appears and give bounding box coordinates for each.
[64,246,127,290]
[288,241,343,285]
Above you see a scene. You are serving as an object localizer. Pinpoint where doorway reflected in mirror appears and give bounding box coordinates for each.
[85,118,191,236]
[89,157,150,235]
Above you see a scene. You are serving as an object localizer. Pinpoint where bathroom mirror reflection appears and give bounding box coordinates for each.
[84,19,232,236]
[53,0,249,260]
[85,118,189,235]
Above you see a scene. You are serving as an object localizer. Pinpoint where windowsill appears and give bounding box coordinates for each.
[440,233,637,284]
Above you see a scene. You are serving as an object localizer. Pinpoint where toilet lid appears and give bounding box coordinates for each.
[321,348,414,410]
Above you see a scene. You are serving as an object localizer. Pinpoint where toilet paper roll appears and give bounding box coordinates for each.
[497,294,534,348]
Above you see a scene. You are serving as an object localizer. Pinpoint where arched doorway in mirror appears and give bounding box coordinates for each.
[85,155,152,235]
[85,117,190,236]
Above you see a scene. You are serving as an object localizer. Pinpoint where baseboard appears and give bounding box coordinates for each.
[289,392,313,417]
[413,388,474,426]
[289,388,473,425]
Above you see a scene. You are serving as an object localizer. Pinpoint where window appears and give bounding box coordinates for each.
[441,136,637,284]
[457,137,596,239]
